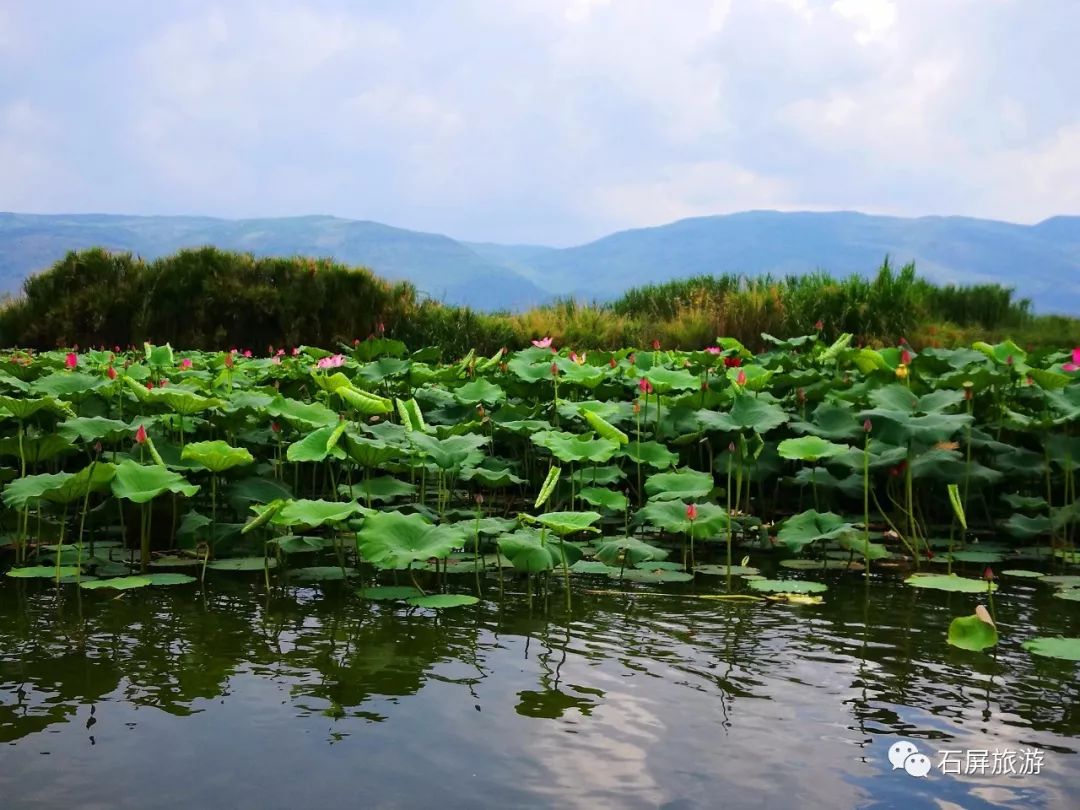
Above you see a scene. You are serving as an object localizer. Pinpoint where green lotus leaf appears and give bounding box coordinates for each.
[145,386,224,415]
[696,396,788,434]
[777,510,858,553]
[111,459,199,503]
[778,436,849,462]
[287,427,347,463]
[206,557,278,572]
[593,536,669,566]
[181,440,254,472]
[274,498,363,528]
[577,487,628,512]
[408,431,488,470]
[1000,569,1045,578]
[1002,513,1051,539]
[532,431,620,464]
[904,574,997,592]
[461,466,525,488]
[571,465,626,486]
[834,533,891,560]
[3,463,116,508]
[0,394,74,421]
[579,408,629,445]
[615,568,694,583]
[747,578,829,593]
[340,476,416,503]
[947,613,998,651]
[570,560,619,575]
[645,468,714,501]
[267,395,338,430]
[1022,637,1080,661]
[780,558,861,570]
[142,573,197,586]
[621,440,678,469]
[637,499,728,536]
[0,433,74,464]
[57,416,134,444]
[355,511,464,569]
[287,566,359,582]
[405,593,480,609]
[694,564,760,576]
[642,366,700,393]
[522,510,602,536]
[454,378,506,405]
[789,403,863,440]
[6,565,82,579]
[31,371,106,398]
[80,575,152,590]
[497,528,584,572]
[357,585,424,601]
[342,433,399,468]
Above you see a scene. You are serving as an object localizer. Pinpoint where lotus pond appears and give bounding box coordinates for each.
[1,335,1079,806]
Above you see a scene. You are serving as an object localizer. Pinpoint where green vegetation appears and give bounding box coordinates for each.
[2,248,1077,355]
[0,333,1078,658]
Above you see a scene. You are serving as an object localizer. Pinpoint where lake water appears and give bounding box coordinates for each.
[2,566,1078,809]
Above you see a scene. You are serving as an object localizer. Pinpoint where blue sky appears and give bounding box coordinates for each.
[1,0,1077,244]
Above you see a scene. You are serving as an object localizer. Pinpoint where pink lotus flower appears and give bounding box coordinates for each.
[292,347,300,356]
[317,354,346,369]
[1063,348,1080,372]
[65,352,77,369]
[135,425,147,444]
[569,352,577,363]
[243,349,252,358]
[638,377,653,394]
[686,502,698,521]
[532,337,553,349]
[180,358,192,369]
[651,339,661,350]
[272,356,281,365]
[705,346,721,355]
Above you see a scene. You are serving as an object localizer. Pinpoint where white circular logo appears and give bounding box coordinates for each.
[888,741,931,777]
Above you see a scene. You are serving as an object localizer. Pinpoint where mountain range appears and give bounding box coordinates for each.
[1,210,1078,313]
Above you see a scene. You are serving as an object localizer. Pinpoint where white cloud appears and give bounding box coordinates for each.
[0,0,1077,241]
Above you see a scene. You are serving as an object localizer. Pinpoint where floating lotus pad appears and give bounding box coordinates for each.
[1000,569,1045,579]
[143,573,197,585]
[357,585,424,601]
[904,574,997,593]
[1022,637,1080,661]
[693,564,760,576]
[150,555,201,568]
[780,558,862,570]
[287,566,358,582]
[747,578,829,594]
[81,575,153,590]
[1053,589,1080,602]
[6,565,82,579]
[206,557,278,572]
[570,560,618,575]
[613,568,694,583]
[405,594,480,609]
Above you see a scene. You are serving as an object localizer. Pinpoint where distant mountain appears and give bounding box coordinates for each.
[1,210,1079,313]
[523,211,1080,313]
[0,213,546,310]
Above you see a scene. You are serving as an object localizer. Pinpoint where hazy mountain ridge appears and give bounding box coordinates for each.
[1,210,1078,313]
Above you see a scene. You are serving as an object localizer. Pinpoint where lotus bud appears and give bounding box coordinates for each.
[609,357,617,368]
[159,379,168,387]
[65,352,77,369]
[901,348,912,365]
[477,404,486,418]
[180,358,192,369]
[686,503,698,521]
[243,349,252,358]
[135,425,147,444]
[475,493,484,506]
[736,370,747,386]
[550,361,559,377]
[224,353,234,369]
[1006,355,1014,366]
[106,365,117,380]
[863,418,872,433]
[145,380,154,390]
[983,566,994,582]
[797,387,806,403]
[728,441,736,453]
[628,353,636,365]
[652,339,661,350]
[93,441,103,455]
[271,421,280,433]
[633,400,641,415]
[815,320,823,331]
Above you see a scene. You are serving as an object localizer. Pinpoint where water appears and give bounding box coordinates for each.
[1,567,1078,809]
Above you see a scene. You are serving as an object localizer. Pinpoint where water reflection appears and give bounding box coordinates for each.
[1,570,1078,808]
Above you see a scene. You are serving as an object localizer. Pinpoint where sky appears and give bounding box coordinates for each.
[1,0,1078,245]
